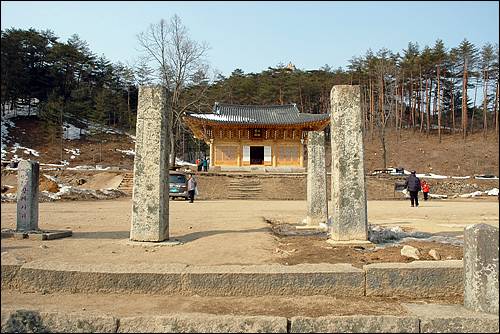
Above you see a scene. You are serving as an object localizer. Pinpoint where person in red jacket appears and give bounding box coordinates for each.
[421,180,430,201]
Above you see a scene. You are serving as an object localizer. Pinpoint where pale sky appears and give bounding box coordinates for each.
[1,1,499,76]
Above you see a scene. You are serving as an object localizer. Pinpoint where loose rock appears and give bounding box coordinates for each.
[429,249,441,260]
[401,245,420,259]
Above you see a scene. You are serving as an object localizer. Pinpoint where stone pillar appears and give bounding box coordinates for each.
[16,160,39,231]
[306,131,328,225]
[464,224,499,314]
[209,140,215,167]
[329,85,368,242]
[130,86,169,242]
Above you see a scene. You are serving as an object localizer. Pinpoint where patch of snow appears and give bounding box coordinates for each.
[368,224,462,247]
[459,191,484,198]
[175,157,197,166]
[63,122,87,140]
[451,176,470,179]
[116,149,135,156]
[64,148,80,156]
[485,188,499,196]
[429,193,448,199]
[417,173,448,179]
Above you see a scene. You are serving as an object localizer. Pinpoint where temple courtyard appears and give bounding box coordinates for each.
[1,198,498,266]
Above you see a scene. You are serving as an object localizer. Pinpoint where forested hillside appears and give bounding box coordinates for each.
[2,26,499,171]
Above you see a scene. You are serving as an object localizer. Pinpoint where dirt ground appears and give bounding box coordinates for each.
[1,199,498,267]
[0,290,462,318]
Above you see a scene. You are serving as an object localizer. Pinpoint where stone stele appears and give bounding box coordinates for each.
[464,223,499,314]
[306,131,328,225]
[329,85,368,242]
[16,160,39,231]
[130,86,170,242]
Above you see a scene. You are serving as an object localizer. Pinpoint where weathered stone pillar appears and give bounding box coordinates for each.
[464,224,499,314]
[16,160,39,231]
[329,85,368,242]
[130,86,169,242]
[306,131,328,225]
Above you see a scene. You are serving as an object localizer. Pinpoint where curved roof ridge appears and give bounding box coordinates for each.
[216,102,297,109]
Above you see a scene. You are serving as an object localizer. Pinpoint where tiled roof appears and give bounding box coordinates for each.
[185,103,330,125]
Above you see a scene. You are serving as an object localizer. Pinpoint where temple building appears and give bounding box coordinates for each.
[183,102,330,171]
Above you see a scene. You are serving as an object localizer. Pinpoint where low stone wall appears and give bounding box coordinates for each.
[2,308,498,333]
[364,260,464,298]
[2,259,463,298]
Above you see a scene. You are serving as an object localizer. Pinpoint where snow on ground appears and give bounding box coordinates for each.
[1,119,15,160]
[175,157,196,166]
[368,224,462,247]
[459,188,499,198]
[63,123,86,140]
[116,149,135,156]
[64,148,80,159]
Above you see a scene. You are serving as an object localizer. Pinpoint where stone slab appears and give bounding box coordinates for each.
[405,303,500,333]
[118,313,288,333]
[27,230,73,240]
[1,308,118,333]
[13,261,186,294]
[464,224,499,314]
[290,315,420,333]
[364,260,463,297]
[182,263,364,297]
[306,131,328,225]
[326,239,375,248]
[329,85,368,241]
[130,86,170,242]
[16,160,39,231]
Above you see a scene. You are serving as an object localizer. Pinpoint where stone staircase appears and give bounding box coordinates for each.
[117,173,134,196]
[227,176,263,200]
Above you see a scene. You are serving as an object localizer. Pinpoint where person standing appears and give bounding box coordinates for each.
[421,180,430,201]
[202,157,208,172]
[405,170,421,207]
[187,173,197,203]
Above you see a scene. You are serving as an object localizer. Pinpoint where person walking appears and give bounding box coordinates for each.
[405,170,421,207]
[421,180,430,201]
[187,173,197,203]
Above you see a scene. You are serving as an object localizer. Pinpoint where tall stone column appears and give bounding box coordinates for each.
[16,160,39,231]
[130,86,169,242]
[306,131,328,225]
[329,85,368,242]
[464,224,499,314]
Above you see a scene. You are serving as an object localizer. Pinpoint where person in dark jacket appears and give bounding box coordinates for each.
[405,170,421,207]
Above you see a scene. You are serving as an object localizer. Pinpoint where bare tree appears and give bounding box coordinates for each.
[137,15,210,165]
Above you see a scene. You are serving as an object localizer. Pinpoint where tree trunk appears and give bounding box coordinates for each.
[370,79,374,140]
[495,80,499,139]
[471,76,479,134]
[425,79,431,136]
[462,60,468,139]
[483,69,488,138]
[380,128,387,169]
[451,74,456,134]
[437,65,442,143]
[395,80,399,139]
[419,66,424,132]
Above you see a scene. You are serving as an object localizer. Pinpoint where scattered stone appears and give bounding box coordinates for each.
[401,245,420,259]
[429,249,441,260]
[39,245,48,249]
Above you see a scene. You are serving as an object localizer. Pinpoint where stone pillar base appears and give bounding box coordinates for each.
[326,239,374,248]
